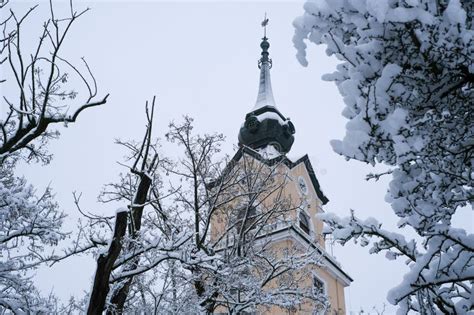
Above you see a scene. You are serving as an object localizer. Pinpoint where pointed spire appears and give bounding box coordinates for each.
[253,15,276,110]
[238,14,295,154]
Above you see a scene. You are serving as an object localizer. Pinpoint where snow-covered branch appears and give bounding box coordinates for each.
[0,2,108,313]
[0,1,108,164]
[295,0,473,313]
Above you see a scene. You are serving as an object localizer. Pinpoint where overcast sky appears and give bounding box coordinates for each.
[9,1,472,313]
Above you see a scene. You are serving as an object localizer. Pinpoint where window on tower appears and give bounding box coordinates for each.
[298,176,308,195]
[299,211,311,235]
[312,275,328,315]
[313,275,325,296]
[232,206,257,233]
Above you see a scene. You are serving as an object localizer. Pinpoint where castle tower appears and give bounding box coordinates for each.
[210,20,352,314]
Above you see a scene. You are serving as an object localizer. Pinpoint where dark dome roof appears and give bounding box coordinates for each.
[238,108,295,153]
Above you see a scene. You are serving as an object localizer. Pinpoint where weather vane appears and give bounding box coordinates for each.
[261,12,269,38]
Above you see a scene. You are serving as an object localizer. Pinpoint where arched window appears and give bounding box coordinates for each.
[299,211,311,235]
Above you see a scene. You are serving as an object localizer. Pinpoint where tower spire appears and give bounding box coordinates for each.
[254,14,275,110]
[238,15,295,154]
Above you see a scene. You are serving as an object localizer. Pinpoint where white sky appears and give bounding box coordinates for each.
[9,1,471,313]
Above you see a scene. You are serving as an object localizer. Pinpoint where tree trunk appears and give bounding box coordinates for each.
[87,210,128,315]
[107,173,152,314]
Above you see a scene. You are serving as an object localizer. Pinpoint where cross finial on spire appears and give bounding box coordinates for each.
[261,12,269,38]
[258,13,271,69]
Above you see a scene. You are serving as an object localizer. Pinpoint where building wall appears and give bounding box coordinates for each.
[285,161,326,249]
[258,238,346,315]
[210,152,348,314]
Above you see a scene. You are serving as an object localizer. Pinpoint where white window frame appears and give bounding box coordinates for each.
[297,207,314,237]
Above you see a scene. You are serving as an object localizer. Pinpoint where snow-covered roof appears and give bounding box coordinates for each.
[209,146,329,205]
[256,110,286,125]
[256,144,283,159]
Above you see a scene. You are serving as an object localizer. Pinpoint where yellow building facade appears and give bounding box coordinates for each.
[210,31,351,314]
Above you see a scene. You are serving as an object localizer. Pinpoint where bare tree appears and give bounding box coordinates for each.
[87,98,161,314]
[84,112,326,314]
[0,1,107,313]
[0,0,108,163]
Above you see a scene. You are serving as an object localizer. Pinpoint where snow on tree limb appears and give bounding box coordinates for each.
[0,1,108,164]
[295,0,473,313]
[0,1,108,313]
